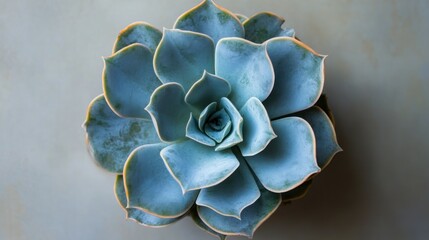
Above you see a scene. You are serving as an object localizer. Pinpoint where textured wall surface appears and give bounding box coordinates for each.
[1,0,428,239]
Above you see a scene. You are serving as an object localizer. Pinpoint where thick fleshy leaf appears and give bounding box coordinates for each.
[239,97,277,157]
[243,12,295,43]
[196,156,260,219]
[103,43,161,119]
[281,180,313,203]
[124,144,198,218]
[246,117,320,193]
[186,114,216,147]
[160,140,239,192]
[191,209,226,240]
[174,0,244,44]
[198,102,218,131]
[154,29,215,91]
[198,188,281,238]
[114,175,179,227]
[83,95,159,173]
[265,37,325,119]
[204,108,232,143]
[145,83,190,142]
[215,38,274,108]
[185,71,231,112]
[215,98,243,151]
[236,13,248,23]
[113,22,162,53]
[295,106,342,169]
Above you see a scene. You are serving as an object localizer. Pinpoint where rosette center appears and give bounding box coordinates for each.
[204,108,232,143]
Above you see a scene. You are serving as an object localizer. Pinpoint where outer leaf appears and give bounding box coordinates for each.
[265,37,325,119]
[243,12,295,43]
[174,0,244,44]
[215,98,243,151]
[114,175,179,227]
[190,209,226,240]
[186,114,216,147]
[160,140,239,193]
[215,38,274,109]
[83,95,159,173]
[245,117,320,193]
[124,144,198,218]
[154,29,215,92]
[103,43,161,119]
[113,22,162,53]
[185,71,231,112]
[196,156,260,219]
[145,83,190,142]
[239,97,277,157]
[295,106,342,169]
[198,188,282,238]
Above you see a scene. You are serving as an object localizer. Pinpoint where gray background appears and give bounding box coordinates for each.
[1,0,428,239]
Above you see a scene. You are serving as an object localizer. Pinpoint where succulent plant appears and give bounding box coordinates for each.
[83,0,341,238]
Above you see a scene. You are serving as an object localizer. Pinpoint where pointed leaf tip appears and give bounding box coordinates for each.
[244,12,295,43]
[295,106,341,169]
[103,43,161,119]
[124,144,198,218]
[84,95,160,173]
[115,175,180,227]
[198,188,281,237]
[154,29,215,91]
[174,0,244,44]
[245,117,320,193]
[161,140,240,192]
[265,37,325,119]
[145,83,190,142]
[113,22,162,53]
[215,38,274,109]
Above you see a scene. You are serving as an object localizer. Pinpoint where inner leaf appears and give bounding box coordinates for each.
[204,108,232,143]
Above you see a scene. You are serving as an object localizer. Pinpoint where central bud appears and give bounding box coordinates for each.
[185,97,243,151]
[204,108,232,143]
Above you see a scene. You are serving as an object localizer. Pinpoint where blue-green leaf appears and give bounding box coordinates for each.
[265,37,325,119]
[215,38,274,109]
[113,22,162,53]
[243,12,295,43]
[83,95,160,173]
[204,108,232,143]
[114,175,180,227]
[154,29,215,92]
[174,0,244,44]
[245,117,320,193]
[196,156,260,219]
[198,188,281,238]
[160,140,239,192]
[124,144,198,218]
[239,97,277,157]
[186,114,216,147]
[145,83,190,142]
[185,71,231,112]
[103,43,161,119]
[198,102,218,131]
[215,98,243,151]
[191,209,226,240]
[295,106,342,169]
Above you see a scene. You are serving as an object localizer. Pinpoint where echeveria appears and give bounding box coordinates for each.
[84,0,341,238]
